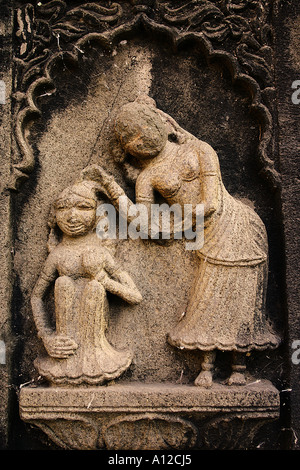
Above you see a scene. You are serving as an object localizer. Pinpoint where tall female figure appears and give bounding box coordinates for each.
[84,95,280,387]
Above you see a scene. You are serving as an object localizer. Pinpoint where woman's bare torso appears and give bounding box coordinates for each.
[135,141,203,207]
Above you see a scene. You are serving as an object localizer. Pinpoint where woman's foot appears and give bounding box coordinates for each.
[227,371,246,386]
[194,351,216,388]
[194,370,213,388]
[227,352,247,386]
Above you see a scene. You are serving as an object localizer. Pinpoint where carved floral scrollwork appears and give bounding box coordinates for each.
[32,413,199,450]
[33,416,100,450]
[157,0,274,87]
[15,1,123,90]
[200,414,274,450]
[11,0,280,191]
[102,413,199,450]
[28,412,275,450]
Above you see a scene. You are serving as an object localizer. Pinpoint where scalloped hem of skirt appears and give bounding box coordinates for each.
[167,336,281,353]
[36,368,129,385]
[35,359,132,385]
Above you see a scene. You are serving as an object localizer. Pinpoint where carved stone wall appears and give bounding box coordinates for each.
[0,0,299,451]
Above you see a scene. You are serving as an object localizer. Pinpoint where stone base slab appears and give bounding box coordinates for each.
[19,380,280,450]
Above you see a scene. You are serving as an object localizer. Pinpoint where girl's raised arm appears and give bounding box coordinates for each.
[31,252,58,340]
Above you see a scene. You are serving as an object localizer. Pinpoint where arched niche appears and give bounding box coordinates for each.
[12,19,284,387]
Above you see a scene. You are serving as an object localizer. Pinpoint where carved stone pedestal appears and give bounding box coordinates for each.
[19,381,280,450]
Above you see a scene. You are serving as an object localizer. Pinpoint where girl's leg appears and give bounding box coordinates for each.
[55,276,75,336]
[194,350,216,388]
[80,280,107,346]
[79,280,132,380]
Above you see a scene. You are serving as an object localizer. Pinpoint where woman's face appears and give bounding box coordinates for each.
[115,105,168,160]
[55,193,97,237]
[121,130,166,159]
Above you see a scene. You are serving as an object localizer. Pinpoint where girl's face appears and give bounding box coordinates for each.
[55,194,96,237]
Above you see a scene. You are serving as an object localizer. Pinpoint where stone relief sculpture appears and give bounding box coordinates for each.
[83,95,280,388]
[31,179,142,385]
[14,0,283,450]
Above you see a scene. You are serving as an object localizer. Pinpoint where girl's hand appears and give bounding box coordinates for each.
[95,269,110,286]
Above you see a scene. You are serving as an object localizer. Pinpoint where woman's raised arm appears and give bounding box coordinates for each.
[197,141,221,218]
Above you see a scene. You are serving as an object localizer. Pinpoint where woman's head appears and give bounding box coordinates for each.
[113,96,189,164]
[114,99,168,160]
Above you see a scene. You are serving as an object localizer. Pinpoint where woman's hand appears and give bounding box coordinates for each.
[81,164,125,202]
[42,333,78,359]
[81,164,114,188]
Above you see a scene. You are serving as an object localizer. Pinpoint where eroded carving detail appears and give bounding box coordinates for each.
[24,409,277,450]
[158,0,275,86]
[33,417,100,450]
[31,179,142,385]
[200,414,274,450]
[15,0,282,451]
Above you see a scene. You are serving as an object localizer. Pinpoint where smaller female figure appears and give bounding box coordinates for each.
[31,179,142,385]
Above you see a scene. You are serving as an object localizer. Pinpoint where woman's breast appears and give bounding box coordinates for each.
[155,171,182,199]
[174,179,202,206]
[154,154,201,203]
[180,152,201,182]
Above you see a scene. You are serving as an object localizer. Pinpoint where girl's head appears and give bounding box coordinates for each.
[48,180,105,251]
[53,181,98,238]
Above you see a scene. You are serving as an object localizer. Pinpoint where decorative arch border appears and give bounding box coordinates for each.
[11,1,280,191]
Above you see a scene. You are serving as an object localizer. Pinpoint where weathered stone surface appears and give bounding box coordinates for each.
[0,0,13,449]
[20,381,280,414]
